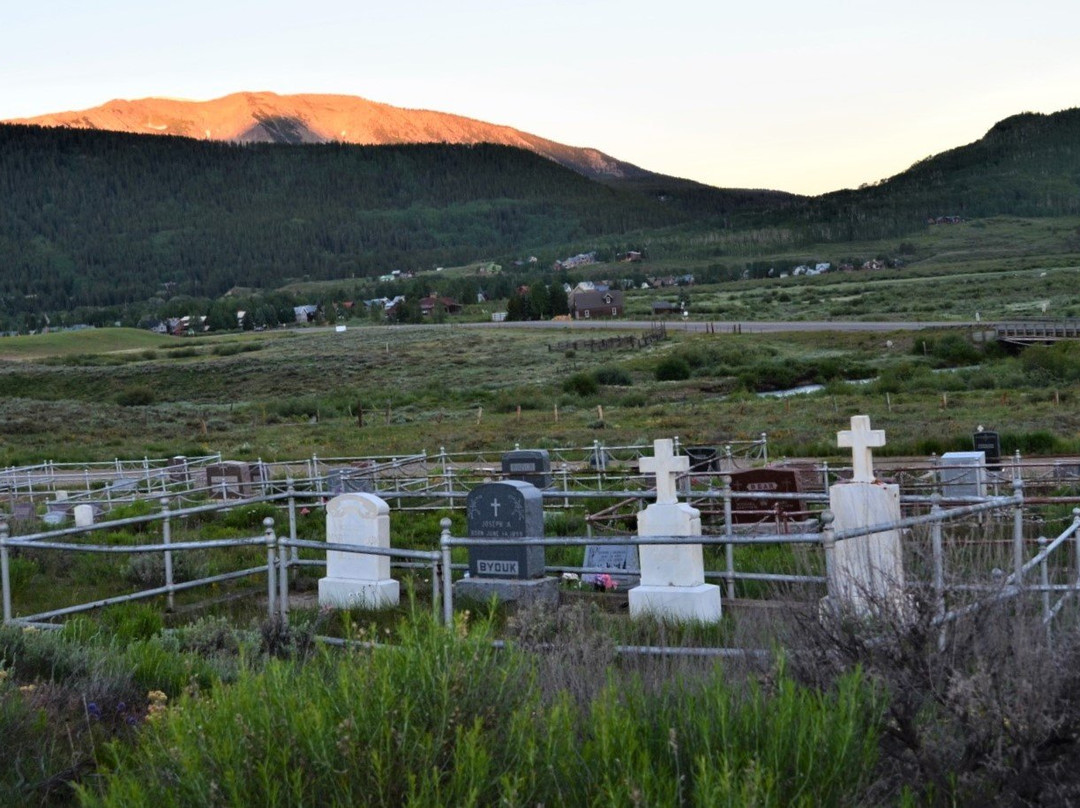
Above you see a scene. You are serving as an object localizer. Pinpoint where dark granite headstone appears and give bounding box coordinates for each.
[684,446,719,473]
[501,449,552,489]
[167,456,190,483]
[11,502,36,526]
[466,481,545,579]
[728,468,802,524]
[973,430,1001,466]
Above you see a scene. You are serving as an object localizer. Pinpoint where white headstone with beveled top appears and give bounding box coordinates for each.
[318,493,399,609]
[828,415,905,615]
[629,439,722,622]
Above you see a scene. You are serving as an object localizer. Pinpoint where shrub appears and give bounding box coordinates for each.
[593,366,633,386]
[116,386,155,407]
[563,372,598,397]
[655,357,691,381]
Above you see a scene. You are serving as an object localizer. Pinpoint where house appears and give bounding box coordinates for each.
[294,304,319,323]
[568,287,624,320]
[418,295,463,316]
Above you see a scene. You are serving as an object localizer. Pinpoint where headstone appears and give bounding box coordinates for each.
[53,490,69,502]
[455,480,557,605]
[109,478,139,494]
[42,511,66,527]
[206,461,254,498]
[318,493,399,608]
[465,481,545,579]
[501,449,552,489]
[972,430,1001,467]
[11,502,35,524]
[728,468,803,524]
[684,446,719,473]
[629,439,723,622]
[167,456,190,483]
[940,451,987,499]
[583,542,640,586]
[827,416,905,616]
[326,467,374,495]
[74,503,95,528]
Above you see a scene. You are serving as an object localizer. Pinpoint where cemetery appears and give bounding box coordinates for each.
[5,420,1080,804]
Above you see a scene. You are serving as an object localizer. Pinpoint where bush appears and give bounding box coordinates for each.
[655,357,691,381]
[116,386,155,407]
[593,366,633,386]
[562,372,598,397]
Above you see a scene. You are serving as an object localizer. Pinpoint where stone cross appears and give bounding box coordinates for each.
[837,415,886,483]
[640,439,689,504]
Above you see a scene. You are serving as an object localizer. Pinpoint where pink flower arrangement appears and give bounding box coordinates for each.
[592,573,618,591]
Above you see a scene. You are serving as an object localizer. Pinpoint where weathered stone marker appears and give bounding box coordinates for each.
[501,449,552,489]
[74,504,95,529]
[318,493,399,609]
[828,415,905,615]
[455,480,557,604]
[940,451,987,499]
[629,439,722,622]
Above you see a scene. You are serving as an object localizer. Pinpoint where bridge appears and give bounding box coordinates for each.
[994,319,1080,345]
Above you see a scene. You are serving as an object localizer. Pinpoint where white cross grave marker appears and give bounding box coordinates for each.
[837,415,886,483]
[639,439,690,504]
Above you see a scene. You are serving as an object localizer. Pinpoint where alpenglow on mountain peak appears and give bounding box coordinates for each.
[7,90,650,182]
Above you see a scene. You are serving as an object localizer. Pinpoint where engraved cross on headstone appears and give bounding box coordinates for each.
[837,415,886,483]
[639,438,690,505]
[490,498,501,517]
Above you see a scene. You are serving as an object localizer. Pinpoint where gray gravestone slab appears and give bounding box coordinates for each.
[168,456,190,483]
[501,449,552,489]
[12,502,35,523]
[42,511,66,526]
[940,452,987,499]
[973,430,1001,466]
[327,468,374,495]
[109,478,139,493]
[583,542,640,586]
[466,481,545,579]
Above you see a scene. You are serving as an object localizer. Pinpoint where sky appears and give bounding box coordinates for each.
[3,0,1079,195]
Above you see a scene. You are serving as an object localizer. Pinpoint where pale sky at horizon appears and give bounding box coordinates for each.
[3,0,1078,195]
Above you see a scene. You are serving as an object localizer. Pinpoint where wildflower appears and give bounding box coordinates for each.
[0,668,7,682]
[19,684,35,694]
[87,701,102,720]
[146,690,169,719]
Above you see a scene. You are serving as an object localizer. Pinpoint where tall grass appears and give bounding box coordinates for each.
[80,610,882,807]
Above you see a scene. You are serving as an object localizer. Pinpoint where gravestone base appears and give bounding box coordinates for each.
[629,583,722,622]
[828,482,904,616]
[454,576,560,607]
[318,578,399,609]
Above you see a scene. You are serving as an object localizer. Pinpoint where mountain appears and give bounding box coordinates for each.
[8,91,657,183]
[7,91,800,217]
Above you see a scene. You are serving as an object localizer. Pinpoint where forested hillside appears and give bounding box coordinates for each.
[775,109,1080,242]
[0,125,697,319]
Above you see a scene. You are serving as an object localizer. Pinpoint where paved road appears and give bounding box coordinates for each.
[463,319,972,334]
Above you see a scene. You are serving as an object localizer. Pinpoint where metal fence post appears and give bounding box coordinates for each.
[821,510,835,602]
[1036,540,1045,626]
[1,521,10,624]
[264,517,277,620]
[722,475,735,600]
[1073,509,1080,596]
[760,432,768,464]
[930,493,945,642]
[440,518,454,625]
[1013,475,1025,587]
[287,478,299,565]
[277,523,289,624]
[160,497,174,611]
